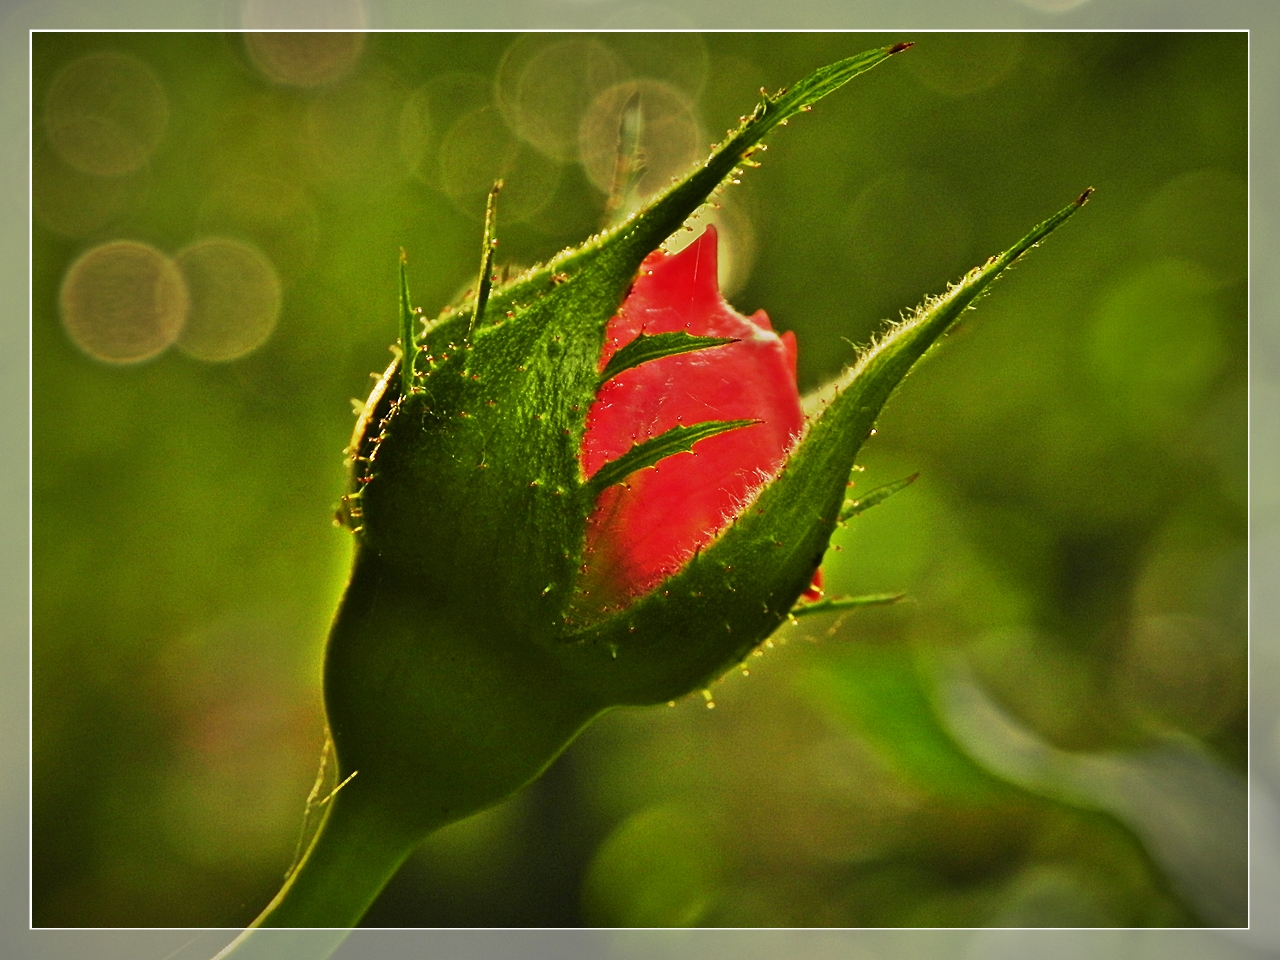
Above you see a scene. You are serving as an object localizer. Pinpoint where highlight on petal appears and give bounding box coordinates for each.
[577,226,805,612]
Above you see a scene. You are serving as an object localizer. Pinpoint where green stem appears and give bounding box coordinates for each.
[259,783,421,927]
[214,780,428,958]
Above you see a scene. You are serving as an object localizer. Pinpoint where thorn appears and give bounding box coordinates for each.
[467,180,503,342]
[319,769,359,806]
[398,254,417,396]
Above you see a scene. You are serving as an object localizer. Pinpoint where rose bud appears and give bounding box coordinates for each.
[225,43,1089,936]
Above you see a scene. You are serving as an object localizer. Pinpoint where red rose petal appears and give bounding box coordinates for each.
[579,227,807,611]
[801,568,824,602]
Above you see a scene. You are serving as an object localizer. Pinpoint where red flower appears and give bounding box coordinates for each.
[579,226,816,611]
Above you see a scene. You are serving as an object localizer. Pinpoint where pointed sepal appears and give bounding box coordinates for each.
[791,592,906,619]
[840,473,919,522]
[398,250,416,397]
[600,332,739,383]
[466,180,502,340]
[586,418,761,498]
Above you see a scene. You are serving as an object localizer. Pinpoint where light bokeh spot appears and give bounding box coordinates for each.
[1120,508,1247,737]
[578,79,703,200]
[33,133,148,237]
[1117,615,1245,738]
[175,238,282,362]
[241,0,367,30]
[244,32,364,88]
[398,85,436,181]
[438,106,519,202]
[402,72,562,223]
[846,169,973,295]
[44,51,168,177]
[496,35,626,163]
[398,72,492,185]
[60,240,187,364]
[201,90,299,189]
[304,67,403,180]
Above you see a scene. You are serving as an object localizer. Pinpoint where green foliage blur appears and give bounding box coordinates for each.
[32,32,1246,928]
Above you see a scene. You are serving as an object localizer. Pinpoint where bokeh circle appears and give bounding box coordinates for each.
[60,240,188,364]
[44,51,169,177]
[578,79,703,200]
[244,32,364,88]
[496,35,626,163]
[174,238,283,362]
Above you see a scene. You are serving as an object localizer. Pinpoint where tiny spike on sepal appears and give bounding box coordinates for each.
[467,180,503,341]
[790,593,906,619]
[603,88,646,227]
[398,249,416,396]
[587,419,760,497]
[839,473,918,522]
[601,332,739,383]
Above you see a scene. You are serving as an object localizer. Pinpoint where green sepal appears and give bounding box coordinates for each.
[602,88,646,226]
[600,331,738,383]
[840,472,919,522]
[587,419,760,498]
[791,592,906,619]
[466,180,502,341]
[397,251,416,397]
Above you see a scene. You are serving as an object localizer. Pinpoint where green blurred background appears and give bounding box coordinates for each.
[32,32,1247,928]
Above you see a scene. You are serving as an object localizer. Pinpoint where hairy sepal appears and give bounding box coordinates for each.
[559,194,1091,705]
